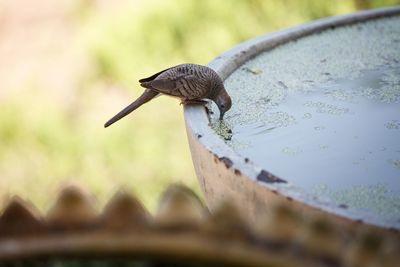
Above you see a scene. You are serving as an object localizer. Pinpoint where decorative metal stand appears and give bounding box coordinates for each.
[0,183,398,266]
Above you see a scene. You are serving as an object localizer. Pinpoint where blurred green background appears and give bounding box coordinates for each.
[0,0,398,212]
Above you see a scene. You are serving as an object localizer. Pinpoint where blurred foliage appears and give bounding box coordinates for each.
[81,0,357,86]
[0,0,398,211]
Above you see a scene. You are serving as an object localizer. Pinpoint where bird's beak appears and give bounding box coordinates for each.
[219,111,225,120]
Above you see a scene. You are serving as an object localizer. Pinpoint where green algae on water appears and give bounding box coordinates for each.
[211,16,400,227]
[211,120,233,141]
[243,67,263,75]
[385,120,400,130]
[312,183,400,219]
[389,159,400,169]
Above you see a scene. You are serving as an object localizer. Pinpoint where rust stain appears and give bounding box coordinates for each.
[213,155,218,164]
[257,170,287,184]
[219,157,233,169]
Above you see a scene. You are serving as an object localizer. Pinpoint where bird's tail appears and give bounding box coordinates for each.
[104,89,159,128]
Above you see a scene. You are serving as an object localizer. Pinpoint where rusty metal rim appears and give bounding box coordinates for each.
[0,233,284,266]
[1,184,353,265]
[184,6,400,230]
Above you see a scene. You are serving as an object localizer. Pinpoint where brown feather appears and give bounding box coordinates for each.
[138,66,173,83]
[104,63,232,127]
[104,89,159,128]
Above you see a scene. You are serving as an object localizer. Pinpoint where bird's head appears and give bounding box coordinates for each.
[214,87,232,120]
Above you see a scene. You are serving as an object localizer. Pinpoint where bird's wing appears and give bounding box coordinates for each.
[138,66,174,83]
[148,75,209,100]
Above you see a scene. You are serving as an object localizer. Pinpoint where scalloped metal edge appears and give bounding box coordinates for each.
[0,183,399,266]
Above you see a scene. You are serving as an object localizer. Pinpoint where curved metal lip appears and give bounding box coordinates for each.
[184,7,400,231]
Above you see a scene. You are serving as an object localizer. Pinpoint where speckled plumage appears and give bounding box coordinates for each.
[104,64,232,127]
[140,64,222,100]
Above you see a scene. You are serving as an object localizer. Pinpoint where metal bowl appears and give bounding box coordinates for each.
[184,7,400,232]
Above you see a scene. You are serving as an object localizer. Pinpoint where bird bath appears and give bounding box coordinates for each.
[184,7,400,232]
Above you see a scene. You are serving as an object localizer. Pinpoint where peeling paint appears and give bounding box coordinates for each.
[257,170,287,184]
[219,157,233,169]
[234,169,242,175]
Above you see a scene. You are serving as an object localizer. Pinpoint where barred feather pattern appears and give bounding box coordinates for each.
[141,64,223,100]
[104,64,230,127]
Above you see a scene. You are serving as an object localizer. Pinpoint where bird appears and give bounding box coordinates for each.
[104,63,232,128]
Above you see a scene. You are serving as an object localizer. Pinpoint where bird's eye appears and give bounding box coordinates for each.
[221,104,225,109]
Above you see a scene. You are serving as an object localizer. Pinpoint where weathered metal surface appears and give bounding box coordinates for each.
[184,7,400,231]
[0,184,399,266]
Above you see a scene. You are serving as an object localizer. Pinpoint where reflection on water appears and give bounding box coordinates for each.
[213,16,400,225]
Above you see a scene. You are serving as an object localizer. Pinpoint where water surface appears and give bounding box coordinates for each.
[212,16,400,225]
